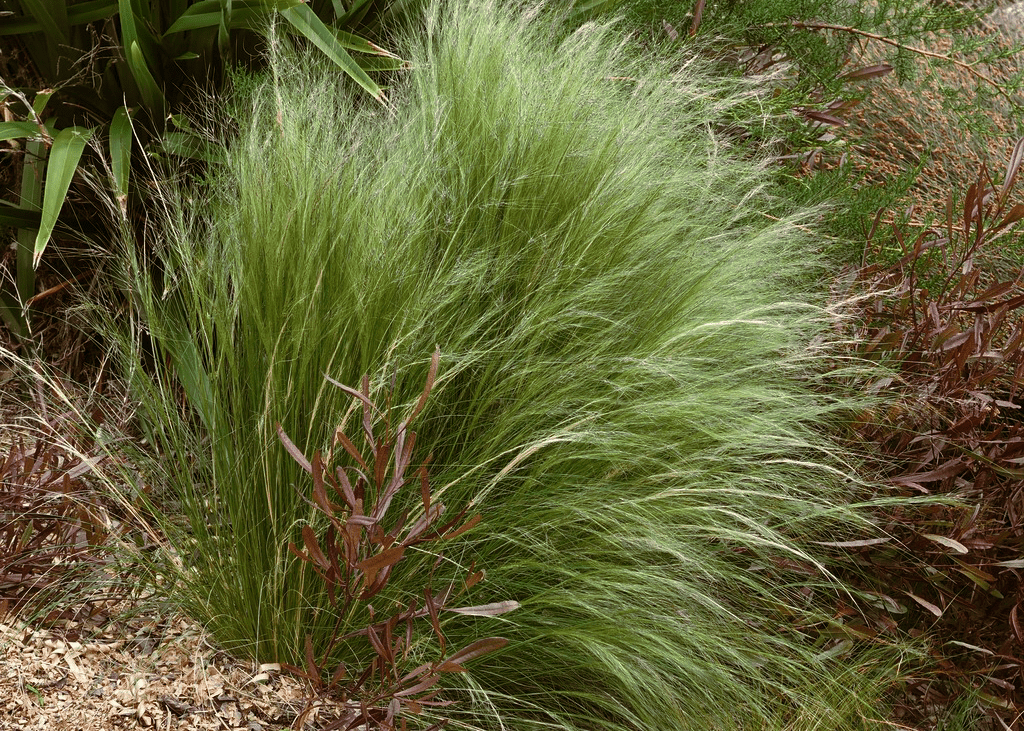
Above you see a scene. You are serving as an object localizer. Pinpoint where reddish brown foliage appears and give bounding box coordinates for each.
[0,429,112,620]
[277,350,516,731]
[840,139,1024,725]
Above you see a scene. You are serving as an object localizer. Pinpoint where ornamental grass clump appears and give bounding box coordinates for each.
[99,1,911,728]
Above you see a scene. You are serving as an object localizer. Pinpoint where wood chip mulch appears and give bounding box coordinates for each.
[0,607,344,731]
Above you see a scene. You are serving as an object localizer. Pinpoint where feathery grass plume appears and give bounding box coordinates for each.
[94,1,913,728]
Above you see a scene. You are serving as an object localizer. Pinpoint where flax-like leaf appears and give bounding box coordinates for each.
[330,433,367,477]
[109,106,132,204]
[304,634,319,688]
[34,126,93,268]
[437,512,481,541]
[0,122,43,142]
[395,673,441,698]
[17,0,69,44]
[689,0,705,36]
[280,4,384,101]
[905,592,943,617]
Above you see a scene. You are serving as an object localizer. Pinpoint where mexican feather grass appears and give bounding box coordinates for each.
[97,2,910,728]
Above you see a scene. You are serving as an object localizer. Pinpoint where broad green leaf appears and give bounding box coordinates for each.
[18,138,46,303]
[0,122,43,142]
[281,3,383,101]
[0,202,43,228]
[0,0,118,35]
[33,126,94,269]
[17,0,70,44]
[0,290,27,340]
[128,41,166,116]
[161,131,226,164]
[335,0,372,26]
[165,2,224,35]
[165,0,300,35]
[332,27,400,58]
[31,90,54,116]
[119,0,163,111]
[109,106,133,201]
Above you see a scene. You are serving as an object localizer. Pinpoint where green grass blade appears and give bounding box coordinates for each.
[109,106,133,203]
[33,126,93,268]
[280,3,383,101]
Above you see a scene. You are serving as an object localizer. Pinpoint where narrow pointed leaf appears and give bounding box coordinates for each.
[839,63,893,81]
[109,106,132,201]
[812,537,891,548]
[394,673,440,698]
[128,41,165,115]
[0,122,43,142]
[446,600,520,616]
[905,592,943,617]
[301,525,330,569]
[356,545,405,586]
[0,204,42,228]
[18,0,69,44]
[922,534,969,554]
[690,0,706,36]
[331,27,401,58]
[280,3,384,101]
[1001,136,1024,203]
[34,126,93,268]
[436,637,508,672]
[276,423,313,474]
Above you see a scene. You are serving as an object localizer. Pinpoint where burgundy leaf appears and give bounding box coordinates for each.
[436,637,509,673]
[838,63,893,81]
[689,0,705,37]
[302,525,331,569]
[276,423,312,474]
[356,545,406,587]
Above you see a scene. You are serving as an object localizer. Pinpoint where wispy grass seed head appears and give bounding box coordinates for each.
[100,2,912,729]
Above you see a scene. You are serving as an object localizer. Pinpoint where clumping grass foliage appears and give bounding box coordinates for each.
[102,1,912,728]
